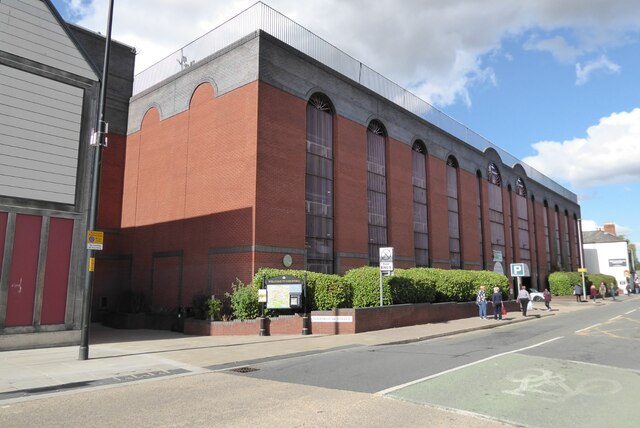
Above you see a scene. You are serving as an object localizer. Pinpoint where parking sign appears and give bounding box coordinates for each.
[510,263,530,277]
[379,247,394,272]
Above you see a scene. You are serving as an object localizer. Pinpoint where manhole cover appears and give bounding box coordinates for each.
[229,366,260,373]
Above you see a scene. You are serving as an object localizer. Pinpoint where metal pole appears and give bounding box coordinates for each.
[577,218,587,302]
[302,271,310,335]
[79,0,115,360]
[379,268,383,307]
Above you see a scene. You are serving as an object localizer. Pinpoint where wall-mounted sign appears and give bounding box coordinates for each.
[265,275,302,309]
[609,259,627,267]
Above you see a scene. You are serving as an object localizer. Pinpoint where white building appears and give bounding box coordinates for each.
[583,224,632,293]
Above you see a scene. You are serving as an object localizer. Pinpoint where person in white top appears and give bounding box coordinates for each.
[517,286,530,316]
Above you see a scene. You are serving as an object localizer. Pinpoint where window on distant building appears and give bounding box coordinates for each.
[412,141,429,267]
[487,162,505,266]
[367,120,387,266]
[564,210,572,271]
[543,201,551,271]
[447,156,461,269]
[554,205,562,270]
[305,93,334,273]
[573,214,581,269]
[476,171,485,269]
[516,178,530,267]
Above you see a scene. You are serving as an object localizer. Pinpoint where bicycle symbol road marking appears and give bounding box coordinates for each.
[502,368,621,402]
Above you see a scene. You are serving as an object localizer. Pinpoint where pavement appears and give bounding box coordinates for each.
[0,296,620,403]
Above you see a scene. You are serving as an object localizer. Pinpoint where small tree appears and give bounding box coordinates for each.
[225,279,260,320]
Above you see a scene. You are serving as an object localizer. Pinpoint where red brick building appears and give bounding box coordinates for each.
[92,3,581,319]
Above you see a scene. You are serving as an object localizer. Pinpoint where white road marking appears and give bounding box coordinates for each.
[376,336,563,395]
[575,323,601,334]
[624,309,636,315]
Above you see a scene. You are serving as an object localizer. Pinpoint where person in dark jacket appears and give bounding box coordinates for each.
[492,287,503,320]
[543,288,552,311]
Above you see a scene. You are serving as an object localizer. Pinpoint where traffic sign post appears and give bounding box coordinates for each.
[379,247,394,306]
[510,263,530,300]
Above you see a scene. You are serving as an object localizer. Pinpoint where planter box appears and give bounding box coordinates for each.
[184,300,520,336]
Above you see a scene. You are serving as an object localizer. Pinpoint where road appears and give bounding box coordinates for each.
[2,299,639,427]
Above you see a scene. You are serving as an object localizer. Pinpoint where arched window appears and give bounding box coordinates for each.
[412,141,428,267]
[488,162,502,186]
[554,205,562,270]
[305,94,334,273]
[515,178,530,267]
[487,163,504,266]
[476,170,485,269]
[564,210,572,271]
[573,214,581,269]
[543,201,551,271]
[367,120,387,266]
[447,156,461,268]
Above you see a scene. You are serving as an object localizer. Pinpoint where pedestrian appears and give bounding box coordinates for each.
[543,288,552,311]
[492,286,503,320]
[574,283,582,302]
[476,286,487,320]
[517,285,530,316]
[610,283,617,301]
[599,281,607,301]
[590,284,597,303]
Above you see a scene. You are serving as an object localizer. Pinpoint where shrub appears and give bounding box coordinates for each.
[585,273,617,290]
[549,271,583,296]
[225,279,260,320]
[253,268,351,310]
[206,297,222,320]
[343,266,392,308]
[433,269,477,302]
[470,270,509,299]
[396,268,438,303]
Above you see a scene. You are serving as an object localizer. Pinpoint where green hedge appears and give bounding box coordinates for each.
[585,273,617,289]
[343,267,392,308]
[253,268,351,311]
[222,266,511,318]
[549,272,583,296]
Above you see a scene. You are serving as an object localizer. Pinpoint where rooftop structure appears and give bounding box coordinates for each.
[132,1,576,202]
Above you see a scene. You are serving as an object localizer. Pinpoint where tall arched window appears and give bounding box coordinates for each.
[487,162,505,267]
[305,94,334,273]
[476,170,485,269]
[543,201,551,271]
[564,210,572,271]
[412,141,428,267]
[515,178,530,268]
[367,120,387,266]
[554,205,562,270]
[531,195,540,288]
[447,156,461,268]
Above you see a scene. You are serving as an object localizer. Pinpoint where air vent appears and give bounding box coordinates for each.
[229,366,259,373]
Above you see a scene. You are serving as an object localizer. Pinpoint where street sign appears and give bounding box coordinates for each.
[379,247,394,272]
[578,268,587,273]
[510,263,530,277]
[87,230,104,250]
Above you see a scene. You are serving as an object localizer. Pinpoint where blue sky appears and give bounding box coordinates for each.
[52,0,640,249]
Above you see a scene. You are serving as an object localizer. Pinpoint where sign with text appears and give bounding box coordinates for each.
[379,247,394,272]
[265,275,302,309]
[87,230,104,250]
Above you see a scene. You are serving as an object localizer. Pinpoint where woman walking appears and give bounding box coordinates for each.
[517,285,530,316]
[590,284,597,303]
[543,288,552,311]
[492,287,503,320]
[476,286,487,319]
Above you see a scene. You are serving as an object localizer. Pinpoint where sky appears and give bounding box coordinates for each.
[51,0,640,248]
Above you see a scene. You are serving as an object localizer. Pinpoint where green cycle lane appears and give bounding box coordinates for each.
[382,352,638,428]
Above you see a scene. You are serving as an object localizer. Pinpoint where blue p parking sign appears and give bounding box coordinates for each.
[510,263,530,277]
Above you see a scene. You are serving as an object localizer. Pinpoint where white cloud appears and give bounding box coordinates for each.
[575,55,621,85]
[522,108,640,188]
[57,0,640,108]
[524,35,582,63]
[580,219,599,231]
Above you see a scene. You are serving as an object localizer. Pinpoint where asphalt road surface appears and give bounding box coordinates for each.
[2,299,638,427]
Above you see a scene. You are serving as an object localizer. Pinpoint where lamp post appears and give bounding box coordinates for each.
[79,0,115,361]
[577,218,587,302]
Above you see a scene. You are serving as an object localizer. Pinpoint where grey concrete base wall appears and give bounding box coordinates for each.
[0,330,80,351]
